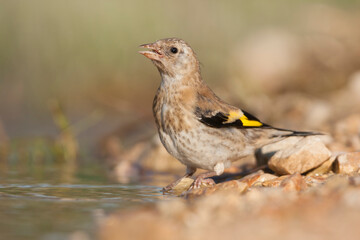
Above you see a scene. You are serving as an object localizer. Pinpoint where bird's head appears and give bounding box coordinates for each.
[139,38,200,79]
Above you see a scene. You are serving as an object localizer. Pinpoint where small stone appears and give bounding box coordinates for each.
[280,173,307,192]
[185,180,248,198]
[205,180,248,194]
[333,152,360,174]
[255,136,301,166]
[251,173,278,187]
[238,170,264,187]
[262,175,288,187]
[268,136,331,175]
[218,180,248,193]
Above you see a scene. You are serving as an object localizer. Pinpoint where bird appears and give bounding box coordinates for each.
[139,37,320,191]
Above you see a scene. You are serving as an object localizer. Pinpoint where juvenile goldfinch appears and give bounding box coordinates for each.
[139,38,319,191]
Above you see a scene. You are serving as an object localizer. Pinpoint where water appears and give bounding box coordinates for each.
[0,165,169,240]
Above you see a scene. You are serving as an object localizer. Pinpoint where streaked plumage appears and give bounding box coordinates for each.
[139,38,319,191]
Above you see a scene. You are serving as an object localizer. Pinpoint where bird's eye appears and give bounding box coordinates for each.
[170,47,178,54]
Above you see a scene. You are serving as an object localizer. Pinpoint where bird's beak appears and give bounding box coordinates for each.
[139,43,163,61]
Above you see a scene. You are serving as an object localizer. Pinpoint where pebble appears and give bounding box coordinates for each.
[268,136,331,175]
[333,152,360,174]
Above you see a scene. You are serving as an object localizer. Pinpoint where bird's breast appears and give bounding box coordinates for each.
[153,87,195,134]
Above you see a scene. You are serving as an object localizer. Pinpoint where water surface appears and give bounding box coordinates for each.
[0,166,168,240]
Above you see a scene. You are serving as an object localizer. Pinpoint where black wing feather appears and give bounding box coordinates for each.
[195,107,322,137]
[196,108,266,129]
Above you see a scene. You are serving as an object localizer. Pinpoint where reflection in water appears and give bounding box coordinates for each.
[0,182,169,240]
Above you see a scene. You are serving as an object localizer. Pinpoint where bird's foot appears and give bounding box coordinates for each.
[189,172,216,190]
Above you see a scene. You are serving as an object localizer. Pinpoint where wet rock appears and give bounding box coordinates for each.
[280,173,307,192]
[268,136,331,175]
[333,152,360,174]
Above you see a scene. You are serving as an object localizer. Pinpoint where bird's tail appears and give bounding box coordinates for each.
[262,124,324,138]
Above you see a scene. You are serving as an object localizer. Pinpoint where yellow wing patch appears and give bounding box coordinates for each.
[240,116,263,127]
[225,110,263,127]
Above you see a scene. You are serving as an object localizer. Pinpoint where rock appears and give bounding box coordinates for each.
[306,155,336,176]
[238,170,264,187]
[250,173,278,187]
[333,152,360,174]
[280,173,307,192]
[255,136,302,166]
[262,175,288,188]
[171,177,194,195]
[185,180,248,199]
[268,137,331,175]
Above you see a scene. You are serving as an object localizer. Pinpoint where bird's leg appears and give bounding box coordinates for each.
[162,166,196,192]
[190,162,225,189]
[190,171,217,189]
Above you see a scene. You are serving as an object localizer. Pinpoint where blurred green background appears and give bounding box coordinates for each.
[1,0,360,165]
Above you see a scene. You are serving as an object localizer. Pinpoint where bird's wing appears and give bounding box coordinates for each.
[194,85,321,136]
[195,106,323,138]
[195,107,267,129]
[194,86,267,129]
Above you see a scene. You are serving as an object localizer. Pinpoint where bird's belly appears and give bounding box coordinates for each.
[162,127,254,171]
[158,129,184,162]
